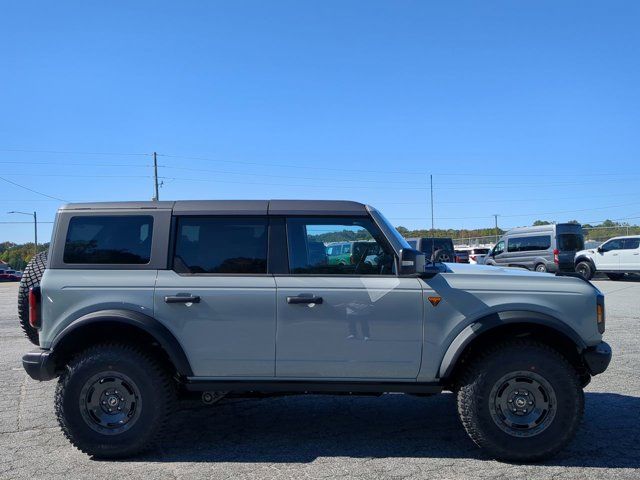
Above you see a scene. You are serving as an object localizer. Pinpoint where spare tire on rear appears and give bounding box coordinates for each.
[17,250,48,345]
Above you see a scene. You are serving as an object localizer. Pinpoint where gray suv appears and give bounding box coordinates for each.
[22,200,610,461]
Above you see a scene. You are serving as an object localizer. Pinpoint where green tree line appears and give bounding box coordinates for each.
[0,242,49,271]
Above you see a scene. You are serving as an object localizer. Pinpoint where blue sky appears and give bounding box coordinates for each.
[1,1,639,243]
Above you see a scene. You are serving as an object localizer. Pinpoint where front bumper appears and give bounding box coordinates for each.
[22,349,57,381]
[582,341,612,375]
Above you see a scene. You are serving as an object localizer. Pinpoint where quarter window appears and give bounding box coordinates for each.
[286,217,394,275]
[507,235,551,253]
[173,217,268,274]
[63,216,153,264]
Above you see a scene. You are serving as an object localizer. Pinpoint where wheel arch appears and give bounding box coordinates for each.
[50,309,193,377]
[575,255,595,269]
[438,311,587,383]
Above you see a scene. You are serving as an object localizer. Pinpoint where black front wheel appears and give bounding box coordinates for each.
[55,344,176,458]
[456,340,584,462]
[575,261,593,280]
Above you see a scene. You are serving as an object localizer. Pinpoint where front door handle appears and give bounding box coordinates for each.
[165,294,201,304]
[287,295,323,305]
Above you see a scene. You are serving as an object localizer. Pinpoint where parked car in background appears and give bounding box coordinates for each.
[0,269,21,282]
[454,249,469,263]
[406,237,456,262]
[484,223,584,273]
[326,241,382,266]
[575,235,640,280]
[467,247,491,264]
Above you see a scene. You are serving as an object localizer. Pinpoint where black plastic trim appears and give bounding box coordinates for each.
[439,310,587,379]
[51,309,194,376]
[184,379,443,394]
[267,216,289,274]
[22,349,56,381]
[582,341,612,375]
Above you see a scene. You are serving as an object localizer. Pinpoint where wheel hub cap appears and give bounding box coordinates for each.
[489,371,557,437]
[79,372,142,435]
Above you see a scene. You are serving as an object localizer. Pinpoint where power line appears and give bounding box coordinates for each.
[0,148,150,156]
[0,176,68,202]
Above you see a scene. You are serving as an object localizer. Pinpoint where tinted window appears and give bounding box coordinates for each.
[623,238,640,250]
[287,217,394,275]
[557,233,584,251]
[64,216,153,264]
[493,241,505,255]
[601,239,624,252]
[174,217,267,274]
[419,238,454,255]
[507,235,551,253]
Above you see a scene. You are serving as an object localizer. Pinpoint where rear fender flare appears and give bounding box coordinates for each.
[51,309,193,376]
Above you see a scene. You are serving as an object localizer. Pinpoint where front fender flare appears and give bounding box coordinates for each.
[438,310,587,379]
[51,309,193,376]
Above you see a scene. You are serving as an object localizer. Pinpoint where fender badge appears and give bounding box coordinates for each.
[428,296,442,307]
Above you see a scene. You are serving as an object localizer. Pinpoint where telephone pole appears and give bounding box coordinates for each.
[430,174,434,231]
[8,211,37,256]
[493,214,499,242]
[152,152,160,201]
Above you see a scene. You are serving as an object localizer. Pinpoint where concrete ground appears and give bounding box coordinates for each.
[0,279,638,480]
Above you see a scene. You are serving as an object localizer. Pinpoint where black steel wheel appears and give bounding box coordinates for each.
[79,372,142,435]
[456,340,584,462]
[488,371,557,438]
[55,344,175,458]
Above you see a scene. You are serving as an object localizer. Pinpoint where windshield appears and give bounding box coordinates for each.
[368,207,410,252]
[557,233,585,252]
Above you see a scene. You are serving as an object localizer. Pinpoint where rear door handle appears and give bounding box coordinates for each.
[287,295,323,305]
[165,294,201,304]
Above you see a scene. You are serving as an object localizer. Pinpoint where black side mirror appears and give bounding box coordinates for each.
[399,248,426,276]
[597,246,604,253]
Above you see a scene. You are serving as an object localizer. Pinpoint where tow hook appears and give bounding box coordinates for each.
[201,391,227,405]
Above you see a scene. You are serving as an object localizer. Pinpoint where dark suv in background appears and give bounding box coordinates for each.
[406,237,457,263]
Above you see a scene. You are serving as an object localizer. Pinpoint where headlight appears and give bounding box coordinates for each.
[596,294,605,334]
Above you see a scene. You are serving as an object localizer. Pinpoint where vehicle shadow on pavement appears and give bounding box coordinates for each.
[129,391,640,467]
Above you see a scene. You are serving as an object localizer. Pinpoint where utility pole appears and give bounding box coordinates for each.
[430,174,434,231]
[8,210,37,256]
[152,152,159,201]
[493,214,499,243]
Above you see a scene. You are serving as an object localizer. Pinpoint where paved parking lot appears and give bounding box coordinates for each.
[0,279,639,480]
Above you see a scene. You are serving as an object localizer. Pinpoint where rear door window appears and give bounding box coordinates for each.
[63,216,153,264]
[622,238,640,250]
[507,235,551,253]
[173,217,268,274]
[557,233,585,251]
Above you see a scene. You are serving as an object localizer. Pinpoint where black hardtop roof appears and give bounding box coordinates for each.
[59,199,368,216]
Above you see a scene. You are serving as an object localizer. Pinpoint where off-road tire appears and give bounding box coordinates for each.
[433,249,454,263]
[17,250,48,345]
[575,261,593,280]
[534,263,547,273]
[606,273,625,281]
[456,340,584,462]
[55,344,176,458]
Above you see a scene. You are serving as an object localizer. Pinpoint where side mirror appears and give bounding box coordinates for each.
[597,246,604,253]
[399,248,426,276]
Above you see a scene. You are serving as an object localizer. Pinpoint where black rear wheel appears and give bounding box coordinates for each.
[456,340,584,462]
[55,344,176,458]
[17,250,48,345]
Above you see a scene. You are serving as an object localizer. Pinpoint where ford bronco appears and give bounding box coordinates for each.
[21,200,611,461]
